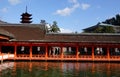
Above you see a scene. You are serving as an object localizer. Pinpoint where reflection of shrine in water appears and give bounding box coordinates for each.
[0,62,119,77]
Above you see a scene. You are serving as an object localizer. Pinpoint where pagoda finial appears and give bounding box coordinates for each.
[26,6,27,13]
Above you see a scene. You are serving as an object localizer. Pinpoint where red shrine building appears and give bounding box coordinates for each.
[0,11,120,62]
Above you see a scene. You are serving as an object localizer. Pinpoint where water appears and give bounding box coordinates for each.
[0,62,120,77]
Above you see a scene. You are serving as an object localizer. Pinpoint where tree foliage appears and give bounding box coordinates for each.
[94,26,115,33]
[83,14,120,33]
[48,21,60,33]
[40,20,46,24]
[102,14,120,25]
[41,20,61,33]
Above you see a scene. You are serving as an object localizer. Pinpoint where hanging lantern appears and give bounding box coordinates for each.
[21,46,25,51]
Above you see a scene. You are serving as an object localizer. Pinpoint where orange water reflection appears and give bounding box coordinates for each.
[1,62,120,77]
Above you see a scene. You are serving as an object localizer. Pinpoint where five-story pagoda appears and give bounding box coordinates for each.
[20,6,32,23]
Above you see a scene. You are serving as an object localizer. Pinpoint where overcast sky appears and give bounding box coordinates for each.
[0,0,120,33]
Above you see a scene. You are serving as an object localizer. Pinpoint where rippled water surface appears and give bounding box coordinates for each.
[0,62,120,77]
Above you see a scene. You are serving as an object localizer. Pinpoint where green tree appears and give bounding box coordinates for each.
[93,26,103,33]
[102,26,115,33]
[93,26,115,33]
[102,14,120,26]
[116,14,120,25]
[49,21,60,33]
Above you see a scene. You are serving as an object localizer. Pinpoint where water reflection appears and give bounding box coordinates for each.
[0,62,120,77]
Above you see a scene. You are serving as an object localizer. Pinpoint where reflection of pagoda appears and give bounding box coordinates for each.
[20,7,32,24]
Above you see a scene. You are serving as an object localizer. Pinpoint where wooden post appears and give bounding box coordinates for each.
[0,45,2,64]
[61,47,63,60]
[14,45,17,60]
[45,45,48,60]
[107,47,110,61]
[76,46,79,60]
[30,45,32,60]
[1,53,3,64]
[92,46,94,61]
[0,45,1,55]
[8,52,9,58]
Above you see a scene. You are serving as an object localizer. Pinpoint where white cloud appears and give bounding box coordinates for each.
[73,3,80,9]
[1,7,8,13]
[69,0,77,4]
[96,17,100,20]
[81,3,90,10]
[60,28,73,33]
[54,0,80,16]
[55,7,73,16]
[54,0,90,16]
[8,0,21,5]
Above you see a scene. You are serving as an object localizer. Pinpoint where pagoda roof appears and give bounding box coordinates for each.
[21,18,32,19]
[21,12,32,16]
[20,21,32,23]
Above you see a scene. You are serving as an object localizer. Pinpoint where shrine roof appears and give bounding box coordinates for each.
[0,23,120,43]
[0,24,45,41]
[0,27,14,39]
[44,33,120,43]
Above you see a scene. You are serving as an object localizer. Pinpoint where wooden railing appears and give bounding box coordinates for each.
[63,55,76,58]
[79,55,92,58]
[17,54,30,58]
[110,56,120,59]
[48,55,61,58]
[32,55,45,58]
[94,55,107,59]
[3,54,120,61]
[0,53,14,61]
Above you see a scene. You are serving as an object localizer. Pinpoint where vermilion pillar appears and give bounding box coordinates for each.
[45,45,48,60]
[61,47,63,60]
[30,45,32,60]
[76,46,79,60]
[14,45,17,60]
[92,46,94,61]
[107,47,110,61]
[0,45,1,54]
